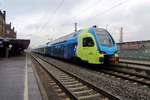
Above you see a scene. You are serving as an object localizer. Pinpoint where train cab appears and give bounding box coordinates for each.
[76,27,119,64]
[94,28,119,63]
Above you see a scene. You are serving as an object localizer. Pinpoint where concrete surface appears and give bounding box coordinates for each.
[27,56,42,100]
[0,56,42,100]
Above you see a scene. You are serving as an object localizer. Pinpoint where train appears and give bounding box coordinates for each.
[33,26,119,64]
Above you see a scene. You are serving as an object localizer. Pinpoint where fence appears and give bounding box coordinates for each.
[117,40,150,60]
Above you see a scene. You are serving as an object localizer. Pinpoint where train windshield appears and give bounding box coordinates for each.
[96,29,114,46]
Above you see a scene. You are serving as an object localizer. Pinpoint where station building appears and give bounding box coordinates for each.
[0,10,6,37]
[0,10,30,57]
[4,23,16,38]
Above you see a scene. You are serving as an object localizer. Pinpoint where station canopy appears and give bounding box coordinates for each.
[0,37,30,49]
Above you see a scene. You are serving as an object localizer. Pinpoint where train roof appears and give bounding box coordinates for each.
[47,27,108,46]
[48,31,79,45]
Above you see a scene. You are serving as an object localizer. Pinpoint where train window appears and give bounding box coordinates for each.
[73,33,77,37]
[83,37,94,47]
[100,34,112,45]
[96,29,114,46]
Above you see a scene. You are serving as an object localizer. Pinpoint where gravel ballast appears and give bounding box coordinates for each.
[39,55,150,100]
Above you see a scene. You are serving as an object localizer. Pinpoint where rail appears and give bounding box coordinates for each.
[31,54,120,100]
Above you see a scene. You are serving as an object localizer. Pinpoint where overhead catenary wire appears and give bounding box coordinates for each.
[92,0,129,18]
[91,0,129,31]
[49,0,103,31]
[30,0,65,47]
[37,0,65,33]
[73,0,102,19]
[66,0,129,29]
[37,0,129,39]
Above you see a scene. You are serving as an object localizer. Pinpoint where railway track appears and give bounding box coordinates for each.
[99,61,150,86]
[86,63,150,87]
[99,68,150,86]
[119,59,150,66]
[115,61,150,72]
[31,54,120,100]
[37,54,150,87]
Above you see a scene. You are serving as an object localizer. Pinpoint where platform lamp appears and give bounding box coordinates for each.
[8,44,12,49]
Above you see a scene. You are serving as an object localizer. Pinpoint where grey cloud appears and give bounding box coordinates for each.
[1,0,150,47]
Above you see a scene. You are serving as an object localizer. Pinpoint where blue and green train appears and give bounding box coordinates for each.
[33,26,119,64]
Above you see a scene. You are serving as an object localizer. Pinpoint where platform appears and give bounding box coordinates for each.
[0,56,42,100]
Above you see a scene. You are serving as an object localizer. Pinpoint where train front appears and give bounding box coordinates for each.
[94,28,119,63]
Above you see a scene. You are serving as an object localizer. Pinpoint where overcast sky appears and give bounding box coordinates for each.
[0,0,150,47]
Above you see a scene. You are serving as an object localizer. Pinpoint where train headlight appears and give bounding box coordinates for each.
[115,53,119,57]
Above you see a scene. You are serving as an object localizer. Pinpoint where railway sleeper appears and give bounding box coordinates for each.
[65,83,83,88]
[62,80,79,85]
[49,82,56,85]
[55,88,62,92]
[60,79,76,82]
[53,85,60,89]
[58,77,74,80]
[73,89,93,95]
[77,93,101,100]
[59,75,70,78]
[128,76,136,79]
[62,97,71,100]
[58,92,66,97]
[145,80,150,83]
[68,86,87,91]
[137,78,144,81]
[75,90,98,97]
